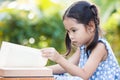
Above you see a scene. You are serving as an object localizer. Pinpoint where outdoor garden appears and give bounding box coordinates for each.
[0,0,120,65]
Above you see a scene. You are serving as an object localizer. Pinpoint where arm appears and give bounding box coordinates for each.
[44,47,81,74]
[54,42,107,79]
[41,42,107,79]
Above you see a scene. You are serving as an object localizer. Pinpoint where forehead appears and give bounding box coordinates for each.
[63,17,77,25]
[63,17,85,29]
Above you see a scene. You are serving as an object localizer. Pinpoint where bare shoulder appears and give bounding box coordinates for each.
[91,42,107,61]
[95,42,106,51]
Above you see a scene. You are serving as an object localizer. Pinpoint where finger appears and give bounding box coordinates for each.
[42,52,50,58]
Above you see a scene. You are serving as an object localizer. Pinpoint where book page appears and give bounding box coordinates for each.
[0,41,48,68]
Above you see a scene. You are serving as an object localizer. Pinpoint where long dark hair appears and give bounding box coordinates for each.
[63,1,100,56]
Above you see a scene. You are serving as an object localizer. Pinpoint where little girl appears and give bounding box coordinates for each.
[41,1,120,80]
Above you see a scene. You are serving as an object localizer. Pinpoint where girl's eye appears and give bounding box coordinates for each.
[72,30,76,32]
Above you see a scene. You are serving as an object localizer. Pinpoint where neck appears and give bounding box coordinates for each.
[86,33,95,49]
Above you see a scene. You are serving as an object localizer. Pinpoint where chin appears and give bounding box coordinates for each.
[72,44,79,47]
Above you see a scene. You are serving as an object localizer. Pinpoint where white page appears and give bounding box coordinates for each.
[0,41,48,68]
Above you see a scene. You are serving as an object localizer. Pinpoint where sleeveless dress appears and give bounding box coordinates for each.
[54,38,120,80]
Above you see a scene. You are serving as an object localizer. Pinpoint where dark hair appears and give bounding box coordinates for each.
[63,1,100,56]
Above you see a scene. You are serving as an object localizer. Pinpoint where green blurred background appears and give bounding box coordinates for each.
[0,0,120,65]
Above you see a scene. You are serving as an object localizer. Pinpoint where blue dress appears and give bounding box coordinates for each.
[54,38,120,80]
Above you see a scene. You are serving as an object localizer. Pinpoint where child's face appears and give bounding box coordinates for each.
[63,17,93,47]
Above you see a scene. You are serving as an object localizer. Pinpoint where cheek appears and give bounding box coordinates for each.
[77,32,90,44]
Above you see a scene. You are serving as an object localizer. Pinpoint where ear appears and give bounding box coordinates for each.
[87,20,95,33]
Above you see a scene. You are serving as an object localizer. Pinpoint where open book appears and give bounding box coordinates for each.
[0,41,52,77]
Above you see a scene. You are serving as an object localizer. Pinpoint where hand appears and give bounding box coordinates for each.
[41,47,61,62]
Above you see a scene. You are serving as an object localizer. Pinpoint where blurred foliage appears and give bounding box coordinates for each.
[0,0,120,65]
[0,0,65,49]
[103,11,120,64]
[0,0,65,65]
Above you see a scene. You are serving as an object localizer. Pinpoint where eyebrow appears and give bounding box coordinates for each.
[65,27,76,31]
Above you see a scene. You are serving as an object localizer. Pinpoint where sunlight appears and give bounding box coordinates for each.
[50,0,60,3]
[28,13,35,20]
[7,1,17,9]
[29,37,35,44]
